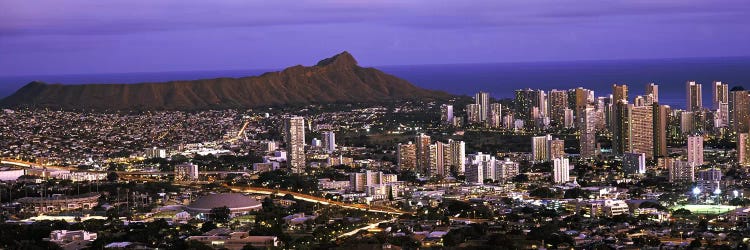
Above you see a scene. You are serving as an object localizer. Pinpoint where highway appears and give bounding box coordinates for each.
[0,158,76,171]
[337,218,397,239]
[225,185,408,215]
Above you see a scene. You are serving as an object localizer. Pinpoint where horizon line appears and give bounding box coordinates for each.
[1,55,749,79]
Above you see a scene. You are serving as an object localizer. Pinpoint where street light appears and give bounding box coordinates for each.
[693,187,701,204]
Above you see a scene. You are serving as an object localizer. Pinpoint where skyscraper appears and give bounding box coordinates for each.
[687,135,704,166]
[580,107,598,158]
[284,116,306,173]
[440,104,454,124]
[653,104,670,158]
[628,104,654,158]
[738,133,750,166]
[646,83,659,103]
[730,89,750,133]
[612,84,628,104]
[322,131,336,153]
[515,89,543,128]
[397,142,417,170]
[488,103,502,128]
[428,142,446,177]
[623,152,646,174]
[574,88,594,123]
[466,104,481,124]
[713,81,729,109]
[415,133,431,174]
[475,91,490,122]
[496,158,520,182]
[669,159,695,183]
[531,135,551,162]
[611,84,630,156]
[549,89,568,128]
[549,138,565,159]
[686,81,702,112]
[448,139,466,174]
[553,157,570,183]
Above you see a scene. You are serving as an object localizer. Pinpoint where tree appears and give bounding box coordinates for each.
[529,187,557,198]
[689,237,702,249]
[184,240,214,250]
[106,172,119,182]
[241,244,259,250]
[672,208,692,217]
[201,221,217,232]
[563,188,588,199]
[210,206,231,223]
[512,174,529,183]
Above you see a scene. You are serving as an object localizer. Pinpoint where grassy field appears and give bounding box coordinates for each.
[672,204,738,215]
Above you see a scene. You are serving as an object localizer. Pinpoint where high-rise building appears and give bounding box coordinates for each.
[623,152,646,174]
[680,111,695,134]
[549,138,565,159]
[440,104,454,124]
[612,84,628,104]
[549,89,568,128]
[697,168,722,193]
[564,108,575,128]
[713,81,729,109]
[448,139,466,174]
[475,91,490,122]
[612,101,630,155]
[573,88,594,120]
[516,89,546,128]
[738,133,750,166]
[465,164,484,184]
[711,81,729,109]
[628,104,654,158]
[580,107,598,158]
[668,159,695,183]
[553,157,570,183]
[284,116,306,173]
[322,131,336,153]
[716,102,729,128]
[145,147,167,159]
[415,133,431,174]
[687,135,704,166]
[646,83,659,103]
[653,104,670,158]
[466,104,482,124]
[730,89,750,133]
[397,142,417,170]
[488,103,502,128]
[466,152,496,183]
[349,170,395,192]
[428,142,446,177]
[175,163,199,181]
[687,81,702,112]
[496,158,519,182]
[531,135,551,162]
[633,95,646,107]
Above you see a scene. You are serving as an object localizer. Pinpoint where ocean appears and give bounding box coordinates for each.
[2,57,750,109]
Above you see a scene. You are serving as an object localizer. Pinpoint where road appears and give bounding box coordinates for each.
[0,158,75,171]
[337,218,397,239]
[225,185,408,215]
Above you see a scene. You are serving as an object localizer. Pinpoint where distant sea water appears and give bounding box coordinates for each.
[2,57,750,109]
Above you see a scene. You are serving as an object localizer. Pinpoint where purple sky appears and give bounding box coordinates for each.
[1,0,749,76]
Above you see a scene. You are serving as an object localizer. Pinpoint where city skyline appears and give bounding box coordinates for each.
[2,1,750,249]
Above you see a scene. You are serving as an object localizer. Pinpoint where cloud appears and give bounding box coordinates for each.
[1,0,748,37]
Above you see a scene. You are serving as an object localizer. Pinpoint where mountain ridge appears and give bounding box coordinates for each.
[0,51,451,110]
